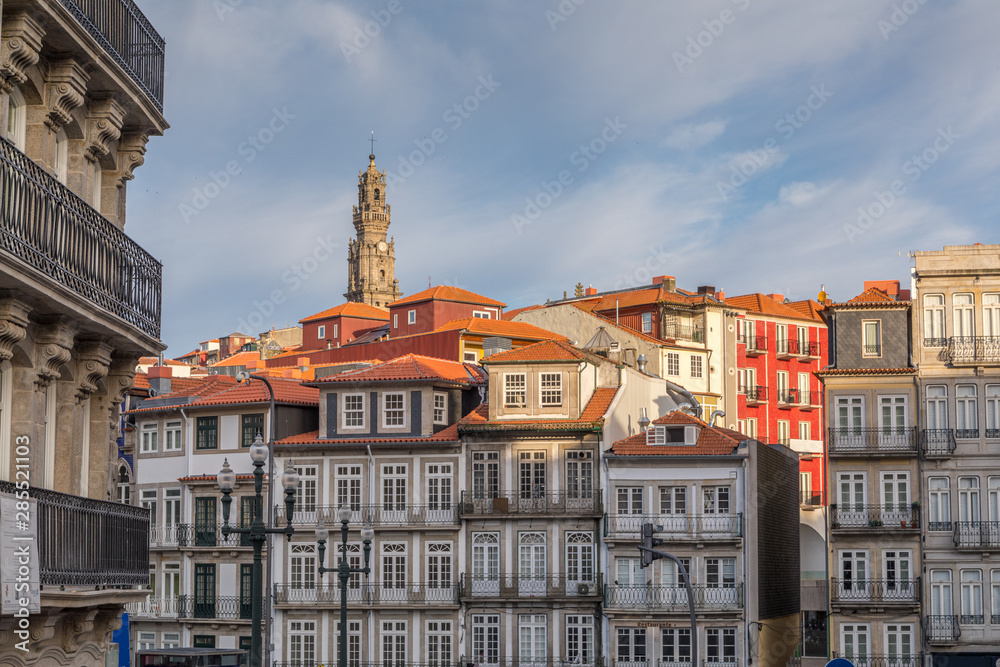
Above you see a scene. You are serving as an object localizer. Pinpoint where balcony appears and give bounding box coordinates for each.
[605,583,743,611]
[0,480,149,588]
[776,339,797,359]
[605,513,742,541]
[797,390,820,410]
[924,615,960,644]
[829,578,920,606]
[166,523,246,548]
[863,344,882,357]
[744,385,767,406]
[955,428,979,439]
[830,657,922,667]
[277,660,604,667]
[945,336,1000,365]
[57,0,165,110]
[459,573,603,600]
[744,336,767,356]
[126,595,182,619]
[953,521,1000,550]
[830,504,919,531]
[459,491,602,517]
[274,504,459,527]
[176,594,253,621]
[921,429,956,457]
[663,322,704,343]
[776,388,798,407]
[827,427,918,456]
[0,136,162,338]
[274,582,459,605]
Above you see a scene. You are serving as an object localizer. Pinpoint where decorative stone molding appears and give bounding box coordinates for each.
[60,608,98,655]
[44,58,90,130]
[34,320,76,386]
[0,296,31,362]
[0,13,45,93]
[75,339,113,399]
[84,98,126,162]
[106,353,140,408]
[114,130,149,183]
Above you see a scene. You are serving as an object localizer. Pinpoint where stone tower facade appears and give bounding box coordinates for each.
[345,153,403,307]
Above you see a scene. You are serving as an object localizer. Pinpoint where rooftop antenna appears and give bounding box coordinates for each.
[369,131,376,158]
[428,276,432,289]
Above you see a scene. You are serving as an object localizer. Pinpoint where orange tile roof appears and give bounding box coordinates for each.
[211,351,260,368]
[301,302,390,323]
[503,304,545,321]
[816,367,916,376]
[311,354,486,385]
[827,288,910,309]
[128,376,318,412]
[458,387,619,431]
[277,423,462,446]
[389,285,506,309]
[610,411,745,456]
[725,293,823,322]
[784,299,826,321]
[431,317,568,341]
[482,340,587,364]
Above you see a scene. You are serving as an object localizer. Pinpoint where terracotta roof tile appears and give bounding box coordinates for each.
[826,288,910,309]
[502,304,545,321]
[610,411,744,456]
[388,286,506,309]
[817,367,916,376]
[784,299,826,321]
[725,293,823,322]
[311,354,486,385]
[211,351,260,367]
[481,340,587,363]
[128,376,318,412]
[301,302,390,323]
[431,317,568,341]
[458,387,619,431]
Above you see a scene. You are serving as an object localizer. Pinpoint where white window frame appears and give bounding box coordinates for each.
[691,355,703,379]
[473,310,492,319]
[393,313,398,329]
[959,476,980,522]
[777,419,790,445]
[342,393,366,430]
[317,325,325,339]
[539,373,562,407]
[295,465,317,513]
[7,88,26,151]
[798,421,811,440]
[956,384,979,436]
[961,569,983,623]
[336,464,363,511]
[504,373,527,408]
[928,477,951,529]
[408,309,416,325]
[641,312,652,333]
[289,620,317,664]
[163,420,182,452]
[381,392,406,429]
[862,319,882,357]
[984,293,1000,337]
[954,293,975,337]
[927,385,948,430]
[141,423,158,454]
[433,392,447,425]
[665,353,679,377]
[924,293,945,344]
[987,385,1000,437]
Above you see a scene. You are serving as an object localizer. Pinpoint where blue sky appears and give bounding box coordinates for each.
[128,0,1000,356]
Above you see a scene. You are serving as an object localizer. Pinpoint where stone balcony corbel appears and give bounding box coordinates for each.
[0,296,31,362]
[113,130,149,184]
[85,98,127,163]
[0,12,45,94]
[75,339,114,401]
[44,58,90,130]
[34,319,77,387]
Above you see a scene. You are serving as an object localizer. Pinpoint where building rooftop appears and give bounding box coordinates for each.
[609,411,746,456]
[300,302,391,323]
[431,317,568,341]
[481,339,590,364]
[388,285,506,308]
[309,354,485,386]
[725,293,825,322]
[458,387,619,432]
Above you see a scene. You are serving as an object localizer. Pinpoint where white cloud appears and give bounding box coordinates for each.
[662,121,728,150]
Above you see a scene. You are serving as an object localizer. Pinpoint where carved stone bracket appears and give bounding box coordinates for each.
[0,13,45,93]
[44,58,89,130]
[106,352,139,409]
[114,130,149,184]
[60,608,98,655]
[75,339,113,400]
[0,297,31,362]
[85,98,126,162]
[34,319,76,386]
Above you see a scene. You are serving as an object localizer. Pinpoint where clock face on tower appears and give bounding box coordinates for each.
[377,241,388,252]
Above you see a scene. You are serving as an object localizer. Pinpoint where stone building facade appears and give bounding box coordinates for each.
[345,153,403,308]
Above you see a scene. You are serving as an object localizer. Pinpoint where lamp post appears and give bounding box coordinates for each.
[218,435,300,667]
[316,507,374,667]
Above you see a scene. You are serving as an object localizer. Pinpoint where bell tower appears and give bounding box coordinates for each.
[345,147,403,308]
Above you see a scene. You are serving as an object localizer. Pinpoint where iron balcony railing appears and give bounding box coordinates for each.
[605,513,742,540]
[797,389,819,406]
[953,521,1000,549]
[459,573,603,599]
[460,491,602,517]
[605,583,743,610]
[57,0,165,110]
[863,344,882,356]
[176,594,254,621]
[830,504,919,529]
[924,337,948,348]
[955,428,979,439]
[776,388,798,404]
[988,428,1000,439]
[275,660,606,667]
[960,614,984,624]
[830,578,920,603]
[945,336,1000,365]
[0,480,149,587]
[126,595,182,618]
[745,336,767,354]
[921,429,956,456]
[924,615,960,642]
[744,385,767,403]
[0,136,162,338]
[274,504,459,527]
[663,323,704,343]
[169,523,245,548]
[830,656,922,667]
[274,582,459,605]
[827,427,918,455]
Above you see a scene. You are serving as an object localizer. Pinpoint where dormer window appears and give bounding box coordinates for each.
[540,373,562,407]
[504,373,526,408]
[646,424,699,446]
[343,393,365,429]
[382,392,405,428]
[642,312,652,333]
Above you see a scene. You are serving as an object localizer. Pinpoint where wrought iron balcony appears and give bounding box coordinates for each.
[830,656,922,667]
[988,428,1000,439]
[744,336,767,355]
[459,573,602,599]
[945,336,1000,365]
[459,491,602,517]
[776,339,800,358]
[924,615,960,643]
[827,427,918,456]
[924,337,948,348]
[149,523,190,548]
[863,344,882,357]
[0,480,149,587]
[176,594,253,621]
[829,578,920,604]
[776,388,798,406]
[663,323,704,343]
[0,137,162,338]
[57,0,165,110]
[744,385,767,405]
[170,523,245,548]
[955,428,979,439]
[953,521,1000,549]
[274,582,459,605]
[921,429,956,457]
[605,513,742,540]
[830,504,919,530]
[275,660,605,667]
[274,504,459,527]
[605,583,743,610]
[797,390,820,409]
[125,595,182,619]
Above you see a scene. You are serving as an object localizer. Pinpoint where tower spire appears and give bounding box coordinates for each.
[369,131,376,160]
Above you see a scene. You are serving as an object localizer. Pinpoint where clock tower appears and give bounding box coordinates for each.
[345,151,403,307]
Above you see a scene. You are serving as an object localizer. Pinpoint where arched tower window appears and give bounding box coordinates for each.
[374,188,380,201]
[117,463,132,504]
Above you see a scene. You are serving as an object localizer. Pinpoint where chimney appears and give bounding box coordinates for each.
[714,290,725,300]
[655,275,676,292]
[326,338,333,350]
[766,293,785,303]
[697,285,715,296]
[636,354,648,373]
[584,286,598,296]
[297,356,310,368]
[148,364,172,396]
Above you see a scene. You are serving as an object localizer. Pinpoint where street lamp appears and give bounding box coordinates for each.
[316,507,374,667]
[218,436,300,667]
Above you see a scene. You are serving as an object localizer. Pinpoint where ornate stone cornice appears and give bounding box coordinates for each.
[35,320,76,386]
[75,339,113,400]
[114,130,149,183]
[84,98,126,162]
[0,13,44,93]
[0,297,31,362]
[44,58,89,130]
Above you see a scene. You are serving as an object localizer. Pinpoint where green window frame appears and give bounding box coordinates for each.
[196,416,218,450]
[241,413,264,448]
[193,635,216,648]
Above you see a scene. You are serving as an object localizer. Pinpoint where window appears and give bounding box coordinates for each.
[290,544,316,590]
[617,487,643,515]
[7,88,26,151]
[691,355,703,379]
[408,309,416,324]
[704,486,730,514]
[426,542,452,593]
[335,621,361,667]
[930,569,953,616]
[706,558,736,588]
[382,464,407,512]
[985,293,1000,337]
[464,351,478,363]
[164,488,181,528]
[336,464,362,511]
[660,486,686,514]
[472,451,500,500]
[137,633,156,651]
[140,489,157,523]
[959,476,980,522]
[117,465,131,504]
[617,628,646,663]
[990,477,1000,522]
[193,636,216,649]
[927,385,948,430]
[706,628,737,663]
[961,569,984,623]
[956,385,979,438]
[382,392,405,428]
[196,417,218,450]
[163,562,180,599]
[519,615,548,663]
[738,367,756,393]
[471,614,500,666]
[881,471,910,514]
[992,571,1000,624]
[799,421,811,440]
[928,477,951,530]
[987,385,1000,438]
[518,532,547,595]
[565,615,594,664]
[317,325,325,339]
[777,371,790,402]
[433,392,447,424]
[662,628,691,664]
[797,326,809,354]
[141,423,158,453]
[164,421,182,451]
[343,393,365,429]
[54,128,68,183]
[800,472,813,505]
[924,294,945,344]
[382,543,407,590]
[666,353,680,376]
[798,372,810,404]
[472,533,500,595]
[954,293,975,337]
[504,373,526,408]
[840,625,869,661]
[566,450,594,500]
[473,310,492,319]
[289,620,316,664]
[839,472,867,516]
[295,465,317,513]
[744,418,757,439]
[336,543,362,591]
[641,312,652,333]
[862,320,881,356]
[427,621,452,667]
[426,463,452,513]
[540,373,562,406]
[393,313,398,329]
[241,413,264,447]
[333,324,338,339]
[519,451,546,498]
[162,633,180,649]
[776,324,788,354]
[777,420,790,445]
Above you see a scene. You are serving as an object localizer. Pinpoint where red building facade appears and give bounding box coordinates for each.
[387,285,505,337]
[299,301,390,350]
